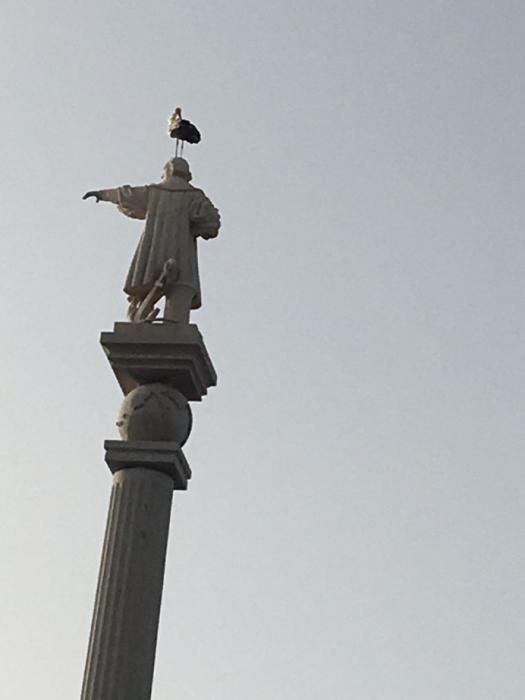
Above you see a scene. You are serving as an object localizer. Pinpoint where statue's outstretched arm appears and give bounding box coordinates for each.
[82,188,120,204]
[82,186,148,219]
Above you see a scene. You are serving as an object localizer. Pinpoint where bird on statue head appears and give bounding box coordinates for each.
[168,107,201,157]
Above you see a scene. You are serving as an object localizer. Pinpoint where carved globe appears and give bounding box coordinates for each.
[117,383,192,446]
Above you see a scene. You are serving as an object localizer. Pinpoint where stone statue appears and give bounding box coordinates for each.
[83,157,220,322]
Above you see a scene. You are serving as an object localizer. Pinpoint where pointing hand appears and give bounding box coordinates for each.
[83,191,101,202]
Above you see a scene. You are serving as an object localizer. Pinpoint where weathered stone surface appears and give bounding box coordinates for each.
[117,383,192,445]
[104,440,191,491]
[100,321,217,400]
[81,468,174,700]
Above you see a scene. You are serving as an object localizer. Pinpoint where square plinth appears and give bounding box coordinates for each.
[100,322,217,400]
[104,440,192,490]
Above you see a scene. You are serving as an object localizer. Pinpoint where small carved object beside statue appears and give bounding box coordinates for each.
[126,258,178,322]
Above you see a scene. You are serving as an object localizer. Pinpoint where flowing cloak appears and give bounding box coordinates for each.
[100,175,220,308]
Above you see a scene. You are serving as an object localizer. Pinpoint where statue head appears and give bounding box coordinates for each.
[162,157,192,182]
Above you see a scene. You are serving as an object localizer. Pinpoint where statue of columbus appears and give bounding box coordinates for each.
[83,157,220,322]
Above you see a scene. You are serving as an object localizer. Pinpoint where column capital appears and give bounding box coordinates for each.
[104,440,192,490]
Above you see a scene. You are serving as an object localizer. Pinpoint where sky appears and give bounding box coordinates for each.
[0,0,524,698]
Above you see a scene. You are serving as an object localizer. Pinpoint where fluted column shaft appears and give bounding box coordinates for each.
[81,468,174,700]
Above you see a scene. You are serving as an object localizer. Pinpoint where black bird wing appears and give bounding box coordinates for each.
[170,119,201,143]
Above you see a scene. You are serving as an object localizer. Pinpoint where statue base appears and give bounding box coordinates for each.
[100,322,217,401]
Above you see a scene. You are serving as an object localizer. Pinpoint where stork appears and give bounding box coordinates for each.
[168,107,201,156]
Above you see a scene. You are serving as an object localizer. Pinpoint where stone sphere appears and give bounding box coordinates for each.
[117,383,192,445]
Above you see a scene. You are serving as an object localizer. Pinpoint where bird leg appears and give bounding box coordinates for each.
[181,141,184,156]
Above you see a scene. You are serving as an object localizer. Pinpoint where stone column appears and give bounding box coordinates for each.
[81,467,174,700]
[81,384,193,700]
[81,323,216,700]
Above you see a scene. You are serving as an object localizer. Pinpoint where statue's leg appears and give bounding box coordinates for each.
[127,296,141,321]
[164,284,194,323]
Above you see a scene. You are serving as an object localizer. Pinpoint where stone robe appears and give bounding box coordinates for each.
[100,175,220,309]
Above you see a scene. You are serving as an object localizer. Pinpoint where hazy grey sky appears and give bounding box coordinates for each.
[1,1,524,698]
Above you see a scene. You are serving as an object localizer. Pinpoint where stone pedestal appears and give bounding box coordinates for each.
[81,322,215,700]
[100,322,217,400]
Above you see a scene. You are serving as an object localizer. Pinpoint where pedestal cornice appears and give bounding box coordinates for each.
[100,322,217,401]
